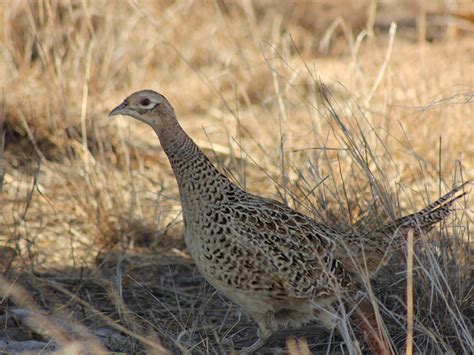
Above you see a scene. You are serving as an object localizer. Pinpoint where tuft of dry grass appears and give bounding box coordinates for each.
[1,0,473,353]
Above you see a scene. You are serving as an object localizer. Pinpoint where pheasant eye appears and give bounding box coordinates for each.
[141,98,151,106]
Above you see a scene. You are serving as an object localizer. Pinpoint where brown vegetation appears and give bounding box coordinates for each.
[1,1,472,353]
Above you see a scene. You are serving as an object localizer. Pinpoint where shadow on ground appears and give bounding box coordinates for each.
[1,248,349,354]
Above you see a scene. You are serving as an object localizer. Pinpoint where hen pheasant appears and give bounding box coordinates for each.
[109,90,466,354]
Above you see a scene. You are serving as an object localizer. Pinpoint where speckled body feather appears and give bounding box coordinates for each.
[110,90,467,354]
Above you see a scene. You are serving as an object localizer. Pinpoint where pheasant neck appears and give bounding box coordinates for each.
[153,119,232,211]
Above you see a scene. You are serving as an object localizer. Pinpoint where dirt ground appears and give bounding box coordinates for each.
[1,1,473,354]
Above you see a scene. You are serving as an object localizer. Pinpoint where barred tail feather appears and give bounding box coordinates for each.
[352,182,469,274]
[376,181,469,238]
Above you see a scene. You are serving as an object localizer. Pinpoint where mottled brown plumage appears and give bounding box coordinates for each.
[110,90,467,354]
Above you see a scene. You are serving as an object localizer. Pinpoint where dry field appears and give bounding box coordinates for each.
[1,0,473,354]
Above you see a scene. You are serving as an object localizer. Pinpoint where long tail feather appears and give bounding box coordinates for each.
[350,182,470,274]
[376,181,469,237]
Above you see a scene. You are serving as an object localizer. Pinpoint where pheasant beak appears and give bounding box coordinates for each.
[109,101,129,117]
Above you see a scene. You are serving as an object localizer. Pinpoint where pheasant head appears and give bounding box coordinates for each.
[109,90,175,128]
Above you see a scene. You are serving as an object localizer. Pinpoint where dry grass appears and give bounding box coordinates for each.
[1,0,473,353]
